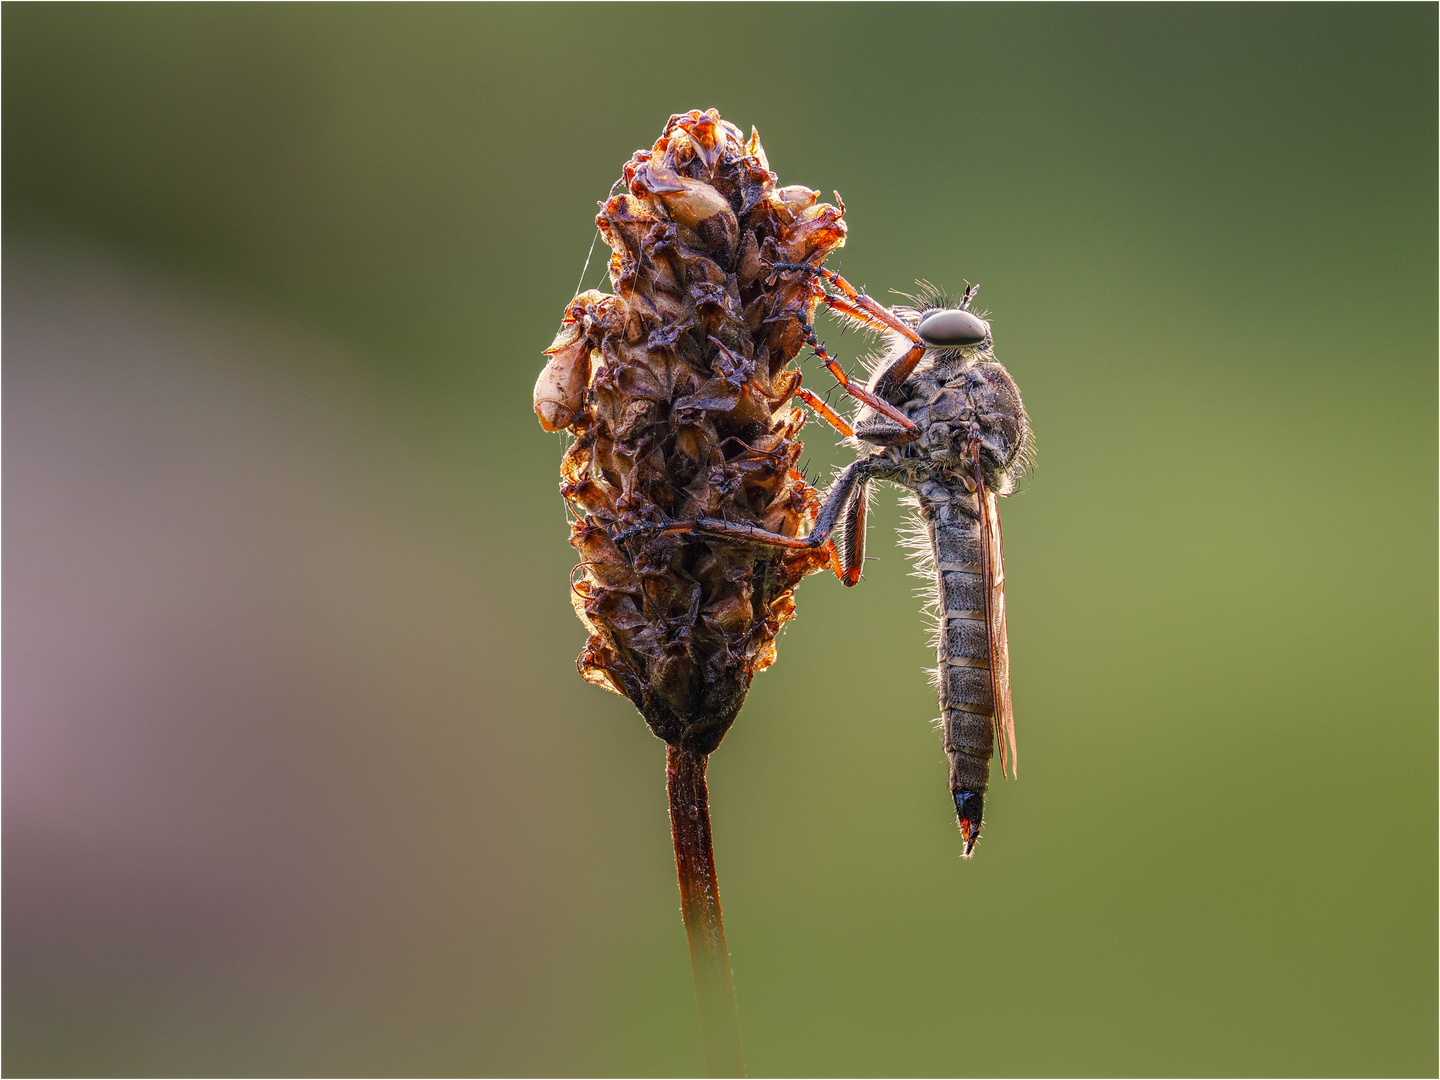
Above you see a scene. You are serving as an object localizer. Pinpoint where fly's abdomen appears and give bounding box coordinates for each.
[919,489,994,811]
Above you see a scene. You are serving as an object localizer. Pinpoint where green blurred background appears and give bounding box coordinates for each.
[4,4,1434,1075]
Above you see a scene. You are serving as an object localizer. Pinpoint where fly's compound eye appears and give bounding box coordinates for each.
[917,308,989,348]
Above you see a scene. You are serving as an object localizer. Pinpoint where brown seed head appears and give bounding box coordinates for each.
[536,109,846,753]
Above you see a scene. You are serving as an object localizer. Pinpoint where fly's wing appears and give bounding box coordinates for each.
[979,484,1017,778]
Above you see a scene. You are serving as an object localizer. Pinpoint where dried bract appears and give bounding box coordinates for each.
[535,109,846,752]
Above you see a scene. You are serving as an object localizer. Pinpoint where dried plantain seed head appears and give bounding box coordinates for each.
[537,109,846,753]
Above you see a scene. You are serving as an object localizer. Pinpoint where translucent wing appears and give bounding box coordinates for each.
[979,484,1017,779]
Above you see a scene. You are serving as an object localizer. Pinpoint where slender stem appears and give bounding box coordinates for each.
[666,745,746,1078]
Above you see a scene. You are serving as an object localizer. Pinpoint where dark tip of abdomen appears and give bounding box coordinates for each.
[953,789,984,857]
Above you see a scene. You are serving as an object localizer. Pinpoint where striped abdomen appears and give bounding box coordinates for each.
[917,486,993,848]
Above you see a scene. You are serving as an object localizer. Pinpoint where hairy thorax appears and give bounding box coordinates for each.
[854,351,1031,497]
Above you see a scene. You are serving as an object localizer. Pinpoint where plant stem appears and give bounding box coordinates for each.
[666,745,745,1078]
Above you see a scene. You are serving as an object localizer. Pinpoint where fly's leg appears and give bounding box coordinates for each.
[802,326,917,434]
[709,333,855,441]
[772,262,931,399]
[835,478,869,587]
[791,317,919,437]
[615,458,881,585]
[771,262,921,341]
[794,384,854,437]
[870,341,930,400]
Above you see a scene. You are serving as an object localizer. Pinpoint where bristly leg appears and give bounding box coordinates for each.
[775,262,931,404]
[794,318,919,435]
[794,384,854,437]
[770,261,925,342]
[835,477,869,587]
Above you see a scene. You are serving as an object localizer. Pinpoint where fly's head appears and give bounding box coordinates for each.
[912,281,992,363]
[897,282,1030,492]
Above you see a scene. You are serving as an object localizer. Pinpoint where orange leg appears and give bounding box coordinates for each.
[772,262,923,343]
[813,339,917,435]
[871,340,930,399]
[774,262,931,403]
[800,326,918,439]
[817,294,929,396]
[795,385,854,437]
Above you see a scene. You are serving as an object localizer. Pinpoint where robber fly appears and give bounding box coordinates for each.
[621,263,1031,856]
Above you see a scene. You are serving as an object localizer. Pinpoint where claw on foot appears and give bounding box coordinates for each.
[612,522,667,546]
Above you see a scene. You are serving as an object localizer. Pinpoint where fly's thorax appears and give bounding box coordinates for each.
[888,361,1030,494]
